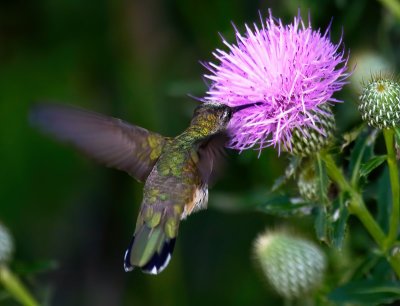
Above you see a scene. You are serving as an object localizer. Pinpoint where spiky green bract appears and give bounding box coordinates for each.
[254,231,326,299]
[284,105,335,156]
[297,163,318,202]
[0,223,13,264]
[359,76,400,129]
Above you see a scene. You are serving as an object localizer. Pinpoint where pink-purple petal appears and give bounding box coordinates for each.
[204,12,349,151]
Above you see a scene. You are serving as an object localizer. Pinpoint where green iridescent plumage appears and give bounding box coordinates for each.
[126,106,233,274]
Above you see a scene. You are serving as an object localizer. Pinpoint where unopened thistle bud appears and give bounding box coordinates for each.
[359,76,400,129]
[0,223,13,264]
[285,105,336,156]
[297,163,318,202]
[253,231,326,299]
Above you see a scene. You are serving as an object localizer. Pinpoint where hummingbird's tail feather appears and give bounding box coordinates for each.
[124,225,176,275]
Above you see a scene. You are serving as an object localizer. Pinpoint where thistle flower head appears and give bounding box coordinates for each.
[204,10,349,152]
[0,223,14,263]
[254,230,326,299]
[359,75,400,129]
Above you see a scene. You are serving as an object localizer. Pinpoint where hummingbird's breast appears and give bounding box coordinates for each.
[139,140,208,225]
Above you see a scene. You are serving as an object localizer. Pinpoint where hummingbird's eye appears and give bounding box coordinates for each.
[219,110,231,123]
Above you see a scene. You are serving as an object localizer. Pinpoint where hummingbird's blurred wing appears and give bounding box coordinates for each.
[197,132,229,184]
[30,104,168,182]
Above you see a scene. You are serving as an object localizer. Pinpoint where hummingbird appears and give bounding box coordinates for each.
[30,101,256,274]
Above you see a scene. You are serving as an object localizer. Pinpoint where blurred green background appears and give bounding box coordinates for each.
[0,0,399,305]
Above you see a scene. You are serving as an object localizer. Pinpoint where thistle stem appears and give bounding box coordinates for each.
[384,129,400,247]
[0,265,39,306]
[321,153,400,277]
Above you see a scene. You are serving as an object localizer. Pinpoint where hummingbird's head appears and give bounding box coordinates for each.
[190,103,233,135]
[190,102,261,136]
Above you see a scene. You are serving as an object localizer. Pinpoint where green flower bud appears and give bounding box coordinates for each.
[359,77,400,129]
[285,105,336,157]
[253,231,326,299]
[0,223,13,264]
[297,163,318,202]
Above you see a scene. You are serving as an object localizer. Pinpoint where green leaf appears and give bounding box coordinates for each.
[315,205,328,243]
[348,129,379,186]
[256,194,312,217]
[359,155,387,177]
[341,123,366,152]
[271,156,301,191]
[330,192,350,249]
[328,280,400,305]
[211,191,311,217]
[314,154,330,243]
[315,154,329,204]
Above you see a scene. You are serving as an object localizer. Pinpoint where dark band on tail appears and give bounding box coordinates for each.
[124,235,176,275]
[142,238,176,274]
[123,236,136,272]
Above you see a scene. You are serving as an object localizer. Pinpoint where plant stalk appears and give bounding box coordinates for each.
[384,129,400,248]
[0,265,39,306]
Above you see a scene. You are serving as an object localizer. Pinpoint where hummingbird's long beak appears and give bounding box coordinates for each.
[231,102,263,113]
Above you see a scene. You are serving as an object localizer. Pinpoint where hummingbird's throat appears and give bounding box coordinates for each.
[186,124,217,139]
[190,114,221,134]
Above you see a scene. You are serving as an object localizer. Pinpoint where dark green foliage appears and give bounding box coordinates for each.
[256,194,311,217]
[330,193,350,250]
[212,191,311,217]
[272,156,301,191]
[348,129,378,186]
[328,280,400,305]
[359,155,387,177]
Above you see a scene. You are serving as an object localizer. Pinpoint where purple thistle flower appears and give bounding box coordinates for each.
[203,10,349,152]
